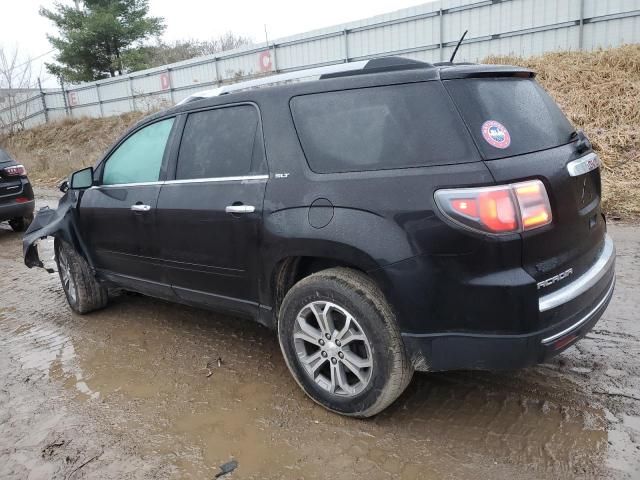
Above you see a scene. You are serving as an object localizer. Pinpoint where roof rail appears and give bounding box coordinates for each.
[176,56,433,105]
[321,57,432,79]
[177,61,369,105]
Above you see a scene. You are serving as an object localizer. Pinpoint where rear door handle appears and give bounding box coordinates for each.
[225,205,255,214]
[131,204,151,212]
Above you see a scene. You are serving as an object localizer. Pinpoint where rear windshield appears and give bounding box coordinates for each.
[290,82,477,173]
[444,77,575,160]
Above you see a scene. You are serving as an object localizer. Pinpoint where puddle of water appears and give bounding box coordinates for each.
[16,296,604,479]
[0,315,100,400]
[0,283,611,479]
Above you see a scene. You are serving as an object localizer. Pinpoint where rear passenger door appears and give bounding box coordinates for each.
[155,104,268,317]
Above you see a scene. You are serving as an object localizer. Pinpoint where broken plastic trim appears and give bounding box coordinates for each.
[23,190,92,271]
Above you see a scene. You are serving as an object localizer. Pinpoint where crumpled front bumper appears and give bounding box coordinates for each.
[23,191,77,269]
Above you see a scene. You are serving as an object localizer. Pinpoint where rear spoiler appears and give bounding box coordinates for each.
[438,64,535,80]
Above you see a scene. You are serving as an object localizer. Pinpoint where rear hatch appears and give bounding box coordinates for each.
[0,149,24,199]
[442,70,606,303]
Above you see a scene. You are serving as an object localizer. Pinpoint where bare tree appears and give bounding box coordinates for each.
[0,46,36,134]
[126,32,252,71]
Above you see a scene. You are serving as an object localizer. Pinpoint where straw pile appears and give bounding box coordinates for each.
[485,45,640,218]
[1,45,639,217]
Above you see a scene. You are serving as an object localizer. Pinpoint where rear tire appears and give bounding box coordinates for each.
[278,267,413,417]
[54,239,108,314]
[9,214,32,232]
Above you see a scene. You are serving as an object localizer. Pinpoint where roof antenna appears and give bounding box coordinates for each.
[449,30,468,63]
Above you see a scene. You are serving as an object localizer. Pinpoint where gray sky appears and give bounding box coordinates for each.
[0,0,427,87]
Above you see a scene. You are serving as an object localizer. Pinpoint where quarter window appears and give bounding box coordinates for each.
[102,118,174,185]
[176,105,261,179]
[290,83,476,173]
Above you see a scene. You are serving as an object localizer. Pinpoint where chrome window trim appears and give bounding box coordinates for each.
[541,276,615,344]
[91,174,269,189]
[91,181,164,188]
[164,175,268,185]
[539,234,615,312]
[566,152,600,177]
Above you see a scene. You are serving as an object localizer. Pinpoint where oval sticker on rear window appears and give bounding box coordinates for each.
[481,120,511,149]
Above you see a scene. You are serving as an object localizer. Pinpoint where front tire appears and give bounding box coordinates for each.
[55,239,108,314]
[278,267,413,417]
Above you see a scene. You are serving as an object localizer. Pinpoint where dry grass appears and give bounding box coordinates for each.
[1,45,639,217]
[485,44,640,218]
[0,112,145,184]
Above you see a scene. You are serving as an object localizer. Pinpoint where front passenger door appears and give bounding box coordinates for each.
[79,117,176,295]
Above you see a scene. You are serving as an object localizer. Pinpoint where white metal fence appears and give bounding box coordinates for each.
[2,0,639,133]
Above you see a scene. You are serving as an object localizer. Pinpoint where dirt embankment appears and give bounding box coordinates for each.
[0,112,145,184]
[1,45,639,217]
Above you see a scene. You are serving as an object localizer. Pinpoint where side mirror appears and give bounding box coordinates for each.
[58,179,69,193]
[70,167,94,190]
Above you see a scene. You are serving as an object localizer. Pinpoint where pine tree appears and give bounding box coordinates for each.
[41,0,165,82]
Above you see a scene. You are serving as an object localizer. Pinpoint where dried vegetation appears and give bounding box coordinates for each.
[0,112,144,184]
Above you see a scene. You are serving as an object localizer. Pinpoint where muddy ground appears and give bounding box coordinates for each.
[1,188,639,479]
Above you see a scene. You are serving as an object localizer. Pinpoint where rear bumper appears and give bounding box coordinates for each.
[403,235,616,371]
[0,199,35,222]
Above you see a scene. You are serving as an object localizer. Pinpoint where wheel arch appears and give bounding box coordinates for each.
[261,240,386,322]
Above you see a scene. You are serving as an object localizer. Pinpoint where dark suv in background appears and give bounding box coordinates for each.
[24,57,615,417]
[0,147,34,232]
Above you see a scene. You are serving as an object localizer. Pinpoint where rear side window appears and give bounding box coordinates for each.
[290,82,477,173]
[444,77,575,160]
[176,105,261,179]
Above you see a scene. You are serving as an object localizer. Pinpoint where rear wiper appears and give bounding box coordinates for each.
[573,130,592,153]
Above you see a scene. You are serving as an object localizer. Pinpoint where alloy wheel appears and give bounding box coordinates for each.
[58,250,77,303]
[293,301,373,397]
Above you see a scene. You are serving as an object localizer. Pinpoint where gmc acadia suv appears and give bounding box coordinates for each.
[23,57,616,417]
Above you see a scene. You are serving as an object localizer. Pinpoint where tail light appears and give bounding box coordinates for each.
[2,164,27,176]
[435,180,552,234]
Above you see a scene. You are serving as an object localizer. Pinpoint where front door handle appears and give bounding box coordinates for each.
[131,204,151,212]
[225,205,255,214]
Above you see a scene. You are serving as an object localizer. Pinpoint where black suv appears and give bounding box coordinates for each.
[24,57,615,417]
[0,147,34,232]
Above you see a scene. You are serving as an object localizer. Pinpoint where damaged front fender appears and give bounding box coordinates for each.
[23,190,89,270]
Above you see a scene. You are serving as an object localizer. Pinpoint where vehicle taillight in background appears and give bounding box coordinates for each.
[1,164,27,176]
[435,179,552,234]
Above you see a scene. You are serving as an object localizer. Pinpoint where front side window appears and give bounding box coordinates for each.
[102,118,174,185]
[176,105,261,180]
